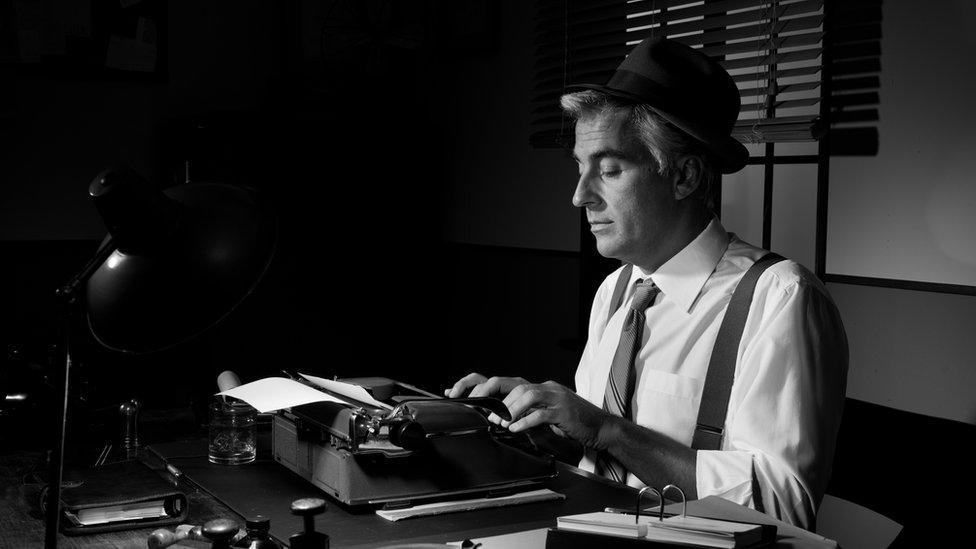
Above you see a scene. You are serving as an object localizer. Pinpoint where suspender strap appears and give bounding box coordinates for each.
[606,263,634,327]
[692,252,785,451]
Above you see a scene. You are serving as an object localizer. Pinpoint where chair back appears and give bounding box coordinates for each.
[825,398,976,547]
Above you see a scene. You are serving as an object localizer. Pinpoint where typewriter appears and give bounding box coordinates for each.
[272,376,556,508]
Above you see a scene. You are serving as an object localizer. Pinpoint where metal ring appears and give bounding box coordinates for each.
[662,484,687,518]
[636,486,662,523]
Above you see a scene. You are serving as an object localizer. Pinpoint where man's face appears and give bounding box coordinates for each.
[571,110,681,268]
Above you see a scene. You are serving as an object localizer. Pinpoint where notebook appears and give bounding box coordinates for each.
[52,460,188,535]
[553,511,770,548]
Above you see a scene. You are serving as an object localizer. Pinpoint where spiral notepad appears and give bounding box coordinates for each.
[548,485,774,548]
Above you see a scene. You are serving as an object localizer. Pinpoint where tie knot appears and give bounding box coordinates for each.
[630,279,659,311]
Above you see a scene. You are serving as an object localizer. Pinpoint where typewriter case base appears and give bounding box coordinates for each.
[272,407,556,508]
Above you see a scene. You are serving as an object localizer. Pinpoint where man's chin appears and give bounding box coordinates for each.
[594,238,623,260]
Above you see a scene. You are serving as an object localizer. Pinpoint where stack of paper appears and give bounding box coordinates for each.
[67,500,170,526]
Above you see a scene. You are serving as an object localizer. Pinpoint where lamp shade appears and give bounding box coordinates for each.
[85,168,276,354]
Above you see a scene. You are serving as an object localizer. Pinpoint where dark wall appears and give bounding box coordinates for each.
[0,2,583,451]
[0,2,437,425]
[439,244,581,389]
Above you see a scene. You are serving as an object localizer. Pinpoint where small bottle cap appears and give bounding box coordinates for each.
[290,498,326,516]
[202,518,239,542]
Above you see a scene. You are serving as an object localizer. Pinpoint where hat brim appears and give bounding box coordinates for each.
[566,83,749,174]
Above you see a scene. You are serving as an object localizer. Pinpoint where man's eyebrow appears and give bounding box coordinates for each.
[572,148,631,163]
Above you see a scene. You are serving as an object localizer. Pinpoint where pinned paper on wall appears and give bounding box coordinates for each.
[3,0,166,80]
[104,22,156,73]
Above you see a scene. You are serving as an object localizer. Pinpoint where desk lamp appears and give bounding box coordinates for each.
[45,167,277,547]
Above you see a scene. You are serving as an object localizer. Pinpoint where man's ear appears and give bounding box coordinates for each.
[672,156,703,201]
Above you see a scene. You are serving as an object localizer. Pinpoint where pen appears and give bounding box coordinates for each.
[166,463,183,478]
[604,506,676,518]
[93,444,112,467]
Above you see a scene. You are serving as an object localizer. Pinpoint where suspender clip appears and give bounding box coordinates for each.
[692,423,724,451]
[695,423,723,435]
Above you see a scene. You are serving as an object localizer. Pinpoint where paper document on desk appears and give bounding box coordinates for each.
[299,373,393,410]
[218,377,347,413]
[376,488,565,521]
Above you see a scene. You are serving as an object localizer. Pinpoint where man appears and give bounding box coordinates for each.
[446,38,847,530]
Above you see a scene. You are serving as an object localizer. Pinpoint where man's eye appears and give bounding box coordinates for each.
[600,169,622,178]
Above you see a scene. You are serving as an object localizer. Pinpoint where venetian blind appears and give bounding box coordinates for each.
[530,0,826,148]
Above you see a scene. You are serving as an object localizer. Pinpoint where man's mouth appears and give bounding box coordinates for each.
[589,220,612,232]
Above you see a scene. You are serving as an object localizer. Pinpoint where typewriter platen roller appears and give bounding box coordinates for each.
[272,377,556,508]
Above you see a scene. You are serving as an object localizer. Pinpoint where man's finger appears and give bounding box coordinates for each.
[505,386,548,423]
[468,382,490,398]
[446,383,465,398]
[502,382,531,408]
[470,376,504,398]
[509,408,550,433]
[446,373,487,398]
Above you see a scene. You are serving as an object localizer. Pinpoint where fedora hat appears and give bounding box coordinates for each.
[568,37,749,173]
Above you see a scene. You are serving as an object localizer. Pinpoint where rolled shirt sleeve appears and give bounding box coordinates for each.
[695,267,848,530]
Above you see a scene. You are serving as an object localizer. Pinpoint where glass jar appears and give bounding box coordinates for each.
[208,399,257,465]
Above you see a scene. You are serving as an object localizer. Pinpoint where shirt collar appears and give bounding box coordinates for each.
[633,218,730,313]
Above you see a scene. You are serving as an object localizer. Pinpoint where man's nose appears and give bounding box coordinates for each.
[572,171,598,208]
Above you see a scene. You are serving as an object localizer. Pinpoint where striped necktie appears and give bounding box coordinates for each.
[595,278,660,483]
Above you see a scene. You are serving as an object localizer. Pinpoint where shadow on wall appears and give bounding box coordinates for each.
[828,0,883,156]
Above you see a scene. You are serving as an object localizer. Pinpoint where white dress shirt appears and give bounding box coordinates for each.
[575,218,848,529]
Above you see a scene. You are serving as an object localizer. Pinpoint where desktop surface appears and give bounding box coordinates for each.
[0,440,634,548]
[0,443,837,548]
[148,438,637,548]
[0,449,236,548]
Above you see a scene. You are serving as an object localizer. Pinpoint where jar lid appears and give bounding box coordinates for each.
[213,398,256,415]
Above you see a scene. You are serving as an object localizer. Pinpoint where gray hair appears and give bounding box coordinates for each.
[560,90,719,209]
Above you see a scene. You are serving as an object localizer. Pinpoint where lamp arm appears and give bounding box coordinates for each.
[56,236,117,305]
[45,235,117,548]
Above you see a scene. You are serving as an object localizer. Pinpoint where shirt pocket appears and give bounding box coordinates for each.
[634,369,703,446]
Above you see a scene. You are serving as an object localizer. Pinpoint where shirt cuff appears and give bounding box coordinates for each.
[696,450,754,507]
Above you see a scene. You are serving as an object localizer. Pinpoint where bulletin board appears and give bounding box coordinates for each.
[0,0,167,82]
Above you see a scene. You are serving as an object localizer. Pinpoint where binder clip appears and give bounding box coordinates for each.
[635,484,686,523]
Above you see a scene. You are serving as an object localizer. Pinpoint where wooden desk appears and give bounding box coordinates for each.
[0,444,634,549]
[151,440,638,549]
[0,450,235,548]
[1,447,834,549]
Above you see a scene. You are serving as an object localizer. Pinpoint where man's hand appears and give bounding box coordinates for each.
[445,375,615,452]
[444,373,530,399]
[500,381,615,451]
